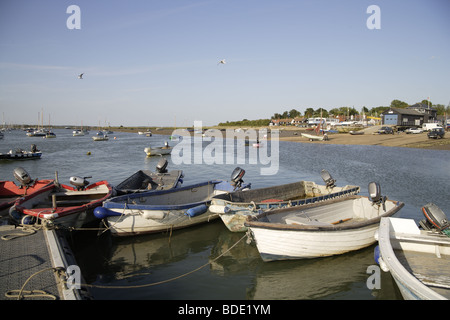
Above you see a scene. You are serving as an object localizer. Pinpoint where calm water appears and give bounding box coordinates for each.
[1,128,449,300]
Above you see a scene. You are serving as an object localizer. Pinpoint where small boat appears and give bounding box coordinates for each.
[9,175,114,228]
[92,131,109,141]
[375,204,450,300]
[45,131,57,138]
[245,182,404,261]
[0,167,54,217]
[300,133,329,141]
[73,130,84,136]
[0,144,42,160]
[138,130,152,136]
[144,142,172,156]
[114,159,183,195]
[210,170,360,232]
[94,167,251,236]
[349,130,364,135]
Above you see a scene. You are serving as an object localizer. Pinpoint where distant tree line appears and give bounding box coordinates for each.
[270,99,450,120]
[218,99,449,126]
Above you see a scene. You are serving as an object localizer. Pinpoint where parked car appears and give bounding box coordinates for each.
[405,127,423,134]
[427,127,445,139]
[378,126,394,134]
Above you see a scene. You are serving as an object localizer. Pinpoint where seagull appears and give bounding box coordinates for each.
[217,59,226,65]
[78,73,84,79]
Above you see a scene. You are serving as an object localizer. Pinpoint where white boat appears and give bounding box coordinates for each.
[211,170,360,232]
[94,168,250,236]
[73,129,85,136]
[245,182,404,261]
[92,131,109,141]
[144,142,172,156]
[375,205,450,300]
[300,132,329,141]
[138,130,152,136]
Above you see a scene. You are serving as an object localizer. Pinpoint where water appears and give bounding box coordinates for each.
[1,128,449,300]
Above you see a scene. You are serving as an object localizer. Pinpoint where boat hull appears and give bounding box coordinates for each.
[211,181,360,232]
[246,196,403,261]
[377,217,450,300]
[0,179,54,217]
[10,181,113,228]
[98,180,248,236]
[144,147,172,156]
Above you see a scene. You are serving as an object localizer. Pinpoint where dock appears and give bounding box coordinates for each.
[0,224,90,300]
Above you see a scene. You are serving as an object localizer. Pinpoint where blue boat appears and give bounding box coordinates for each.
[94,167,250,236]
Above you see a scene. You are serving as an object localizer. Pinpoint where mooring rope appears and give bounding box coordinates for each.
[84,232,249,290]
[4,232,249,299]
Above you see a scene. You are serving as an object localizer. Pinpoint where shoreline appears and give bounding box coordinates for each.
[111,126,450,151]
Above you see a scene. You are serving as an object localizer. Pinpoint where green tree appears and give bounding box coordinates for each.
[304,108,314,118]
[390,99,408,108]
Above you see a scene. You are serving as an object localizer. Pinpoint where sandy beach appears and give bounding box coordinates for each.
[118,125,450,151]
[276,126,450,150]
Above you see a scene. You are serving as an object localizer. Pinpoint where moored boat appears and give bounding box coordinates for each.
[245,182,404,261]
[0,144,42,160]
[375,204,450,300]
[0,167,54,217]
[210,170,360,232]
[94,167,250,236]
[92,131,109,141]
[144,142,172,156]
[9,175,114,228]
[300,132,329,141]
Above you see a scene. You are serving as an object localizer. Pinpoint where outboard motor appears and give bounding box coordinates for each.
[368,182,386,210]
[321,169,336,188]
[13,167,33,188]
[156,158,168,173]
[420,203,450,235]
[70,176,91,191]
[230,167,245,190]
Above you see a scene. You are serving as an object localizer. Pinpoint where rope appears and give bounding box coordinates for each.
[1,224,41,241]
[81,232,249,290]
[4,267,64,300]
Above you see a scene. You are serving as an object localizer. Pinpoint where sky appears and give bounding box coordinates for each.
[0,0,449,127]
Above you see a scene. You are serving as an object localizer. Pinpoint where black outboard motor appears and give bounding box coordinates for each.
[13,167,33,188]
[368,182,386,210]
[230,167,245,190]
[70,176,91,191]
[420,203,450,235]
[321,169,336,188]
[156,158,168,173]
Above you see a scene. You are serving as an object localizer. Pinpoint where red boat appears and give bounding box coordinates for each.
[0,168,54,217]
[9,176,114,228]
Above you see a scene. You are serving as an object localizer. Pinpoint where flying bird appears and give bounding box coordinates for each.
[78,73,84,79]
[217,59,226,65]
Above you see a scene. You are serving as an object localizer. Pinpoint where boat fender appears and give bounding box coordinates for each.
[209,205,230,214]
[185,204,208,217]
[21,215,35,225]
[93,207,122,219]
[143,211,165,220]
[9,206,24,223]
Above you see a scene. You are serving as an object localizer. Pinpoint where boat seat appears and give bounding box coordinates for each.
[284,216,332,227]
[52,190,105,196]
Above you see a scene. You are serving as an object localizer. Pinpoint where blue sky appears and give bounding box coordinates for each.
[0,0,449,127]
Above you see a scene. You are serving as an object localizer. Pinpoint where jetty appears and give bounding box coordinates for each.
[0,224,89,300]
